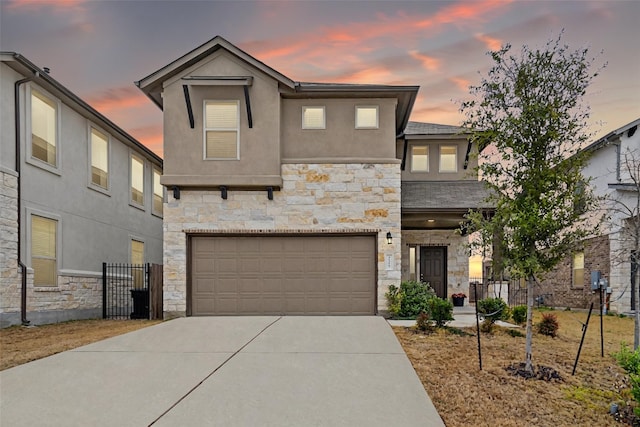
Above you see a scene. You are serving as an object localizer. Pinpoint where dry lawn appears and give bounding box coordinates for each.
[0,319,160,371]
[394,309,636,426]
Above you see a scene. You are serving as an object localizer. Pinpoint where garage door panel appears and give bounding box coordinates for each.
[190,235,375,315]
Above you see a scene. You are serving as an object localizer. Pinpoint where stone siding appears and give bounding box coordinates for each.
[610,228,633,313]
[401,230,470,298]
[163,163,402,317]
[0,170,21,323]
[538,235,609,309]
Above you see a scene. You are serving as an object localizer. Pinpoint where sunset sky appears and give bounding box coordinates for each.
[1,0,638,156]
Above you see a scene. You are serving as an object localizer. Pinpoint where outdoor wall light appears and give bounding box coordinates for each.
[386,232,393,245]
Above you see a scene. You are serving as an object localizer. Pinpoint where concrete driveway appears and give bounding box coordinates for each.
[0,316,444,426]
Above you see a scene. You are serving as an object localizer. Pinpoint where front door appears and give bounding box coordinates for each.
[420,246,447,299]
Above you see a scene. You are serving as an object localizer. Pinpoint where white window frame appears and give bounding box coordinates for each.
[152,166,163,218]
[302,106,326,129]
[130,153,145,209]
[439,145,458,173]
[26,85,62,175]
[26,209,61,288]
[203,100,240,160]
[88,125,111,194]
[411,145,429,172]
[355,105,379,129]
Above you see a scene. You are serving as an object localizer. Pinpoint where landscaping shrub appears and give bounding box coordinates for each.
[615,343,640,416]
[537,312,559,337]
[385,280,435,318]
[427,297,454,327]
[512,305,528,325]
[415,311,434,332]
[477,297,511,333]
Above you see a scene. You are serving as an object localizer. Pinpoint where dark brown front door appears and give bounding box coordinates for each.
[420,246,447,299]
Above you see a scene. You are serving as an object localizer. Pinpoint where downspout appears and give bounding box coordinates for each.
[15,73,36,326]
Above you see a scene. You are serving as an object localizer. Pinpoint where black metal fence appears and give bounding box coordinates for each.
[103,263,150,319]
[469,277,546,308]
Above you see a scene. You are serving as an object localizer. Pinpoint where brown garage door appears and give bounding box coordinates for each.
[190,235,376,315]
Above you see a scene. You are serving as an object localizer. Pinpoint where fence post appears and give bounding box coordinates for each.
[102,262,107,319]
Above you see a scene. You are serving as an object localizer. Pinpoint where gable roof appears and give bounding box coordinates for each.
[136,36,419,136]
[583,117,640,153]
[1,52,162,166]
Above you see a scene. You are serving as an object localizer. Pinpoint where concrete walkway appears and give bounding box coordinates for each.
[0,316,444,427]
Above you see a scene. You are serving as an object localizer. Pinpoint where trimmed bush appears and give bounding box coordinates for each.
[427,297,454,327]
[385,281,436,318]
[477,297,511,333]
[537,312,559,337]
[512,305,528,325]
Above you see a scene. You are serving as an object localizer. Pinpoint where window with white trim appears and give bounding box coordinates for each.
[204,100,239,159]
[153,167,163,216]
[355,106,378,129]
[31,90,58,167]
[411,146,429,172]
[130,154,145,207]
[302,106,325,129]
[131,239,145,289]
[572,252,584,288]
[439,145,458,172]
[90,128,109,189]
[31,215,57,286]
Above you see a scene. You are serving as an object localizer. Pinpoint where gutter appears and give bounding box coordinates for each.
[15,73,36,326]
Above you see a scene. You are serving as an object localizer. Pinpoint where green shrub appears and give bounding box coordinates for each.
[385,281,435,318]
[477,298,511,333]
[506,328,526,338]
[537,312,559,337]
[511,305,527,325]
[615,344,640,416]
[427,297,454,327]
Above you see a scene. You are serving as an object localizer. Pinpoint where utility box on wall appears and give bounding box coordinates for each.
[591,271,601,291]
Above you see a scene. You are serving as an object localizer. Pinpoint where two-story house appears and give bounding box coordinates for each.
[538,118,640,313]
[136,36,490,318]
[0,53,164,327]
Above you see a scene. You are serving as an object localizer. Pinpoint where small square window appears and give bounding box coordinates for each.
[302,106,325,129]
[355,106,378,129]
[439,145,458,172]
[411,146,429,172]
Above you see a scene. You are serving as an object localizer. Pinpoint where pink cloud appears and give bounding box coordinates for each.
[449,76,472,92]
[86,87,149,112]
[409,51,441,72]
[475,33,503,51]
[128,125,163,157]
[5,0,86,12]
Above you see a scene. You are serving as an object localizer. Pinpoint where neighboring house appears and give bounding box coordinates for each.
[136,36,491,317]
[538,118,640,313]
[0,53,164,327]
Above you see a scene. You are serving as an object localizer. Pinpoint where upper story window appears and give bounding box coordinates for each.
[31,214,57,287]
[411,146,429,172]
[152,167,163,217]
[355,106,378,129]
[439,145,458,172]
[130,154,145,207]
[302,106,325,129]
[204,100,239,159]
[90,127,109,190]
[31,90,58,167]
[572,252,584,288]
